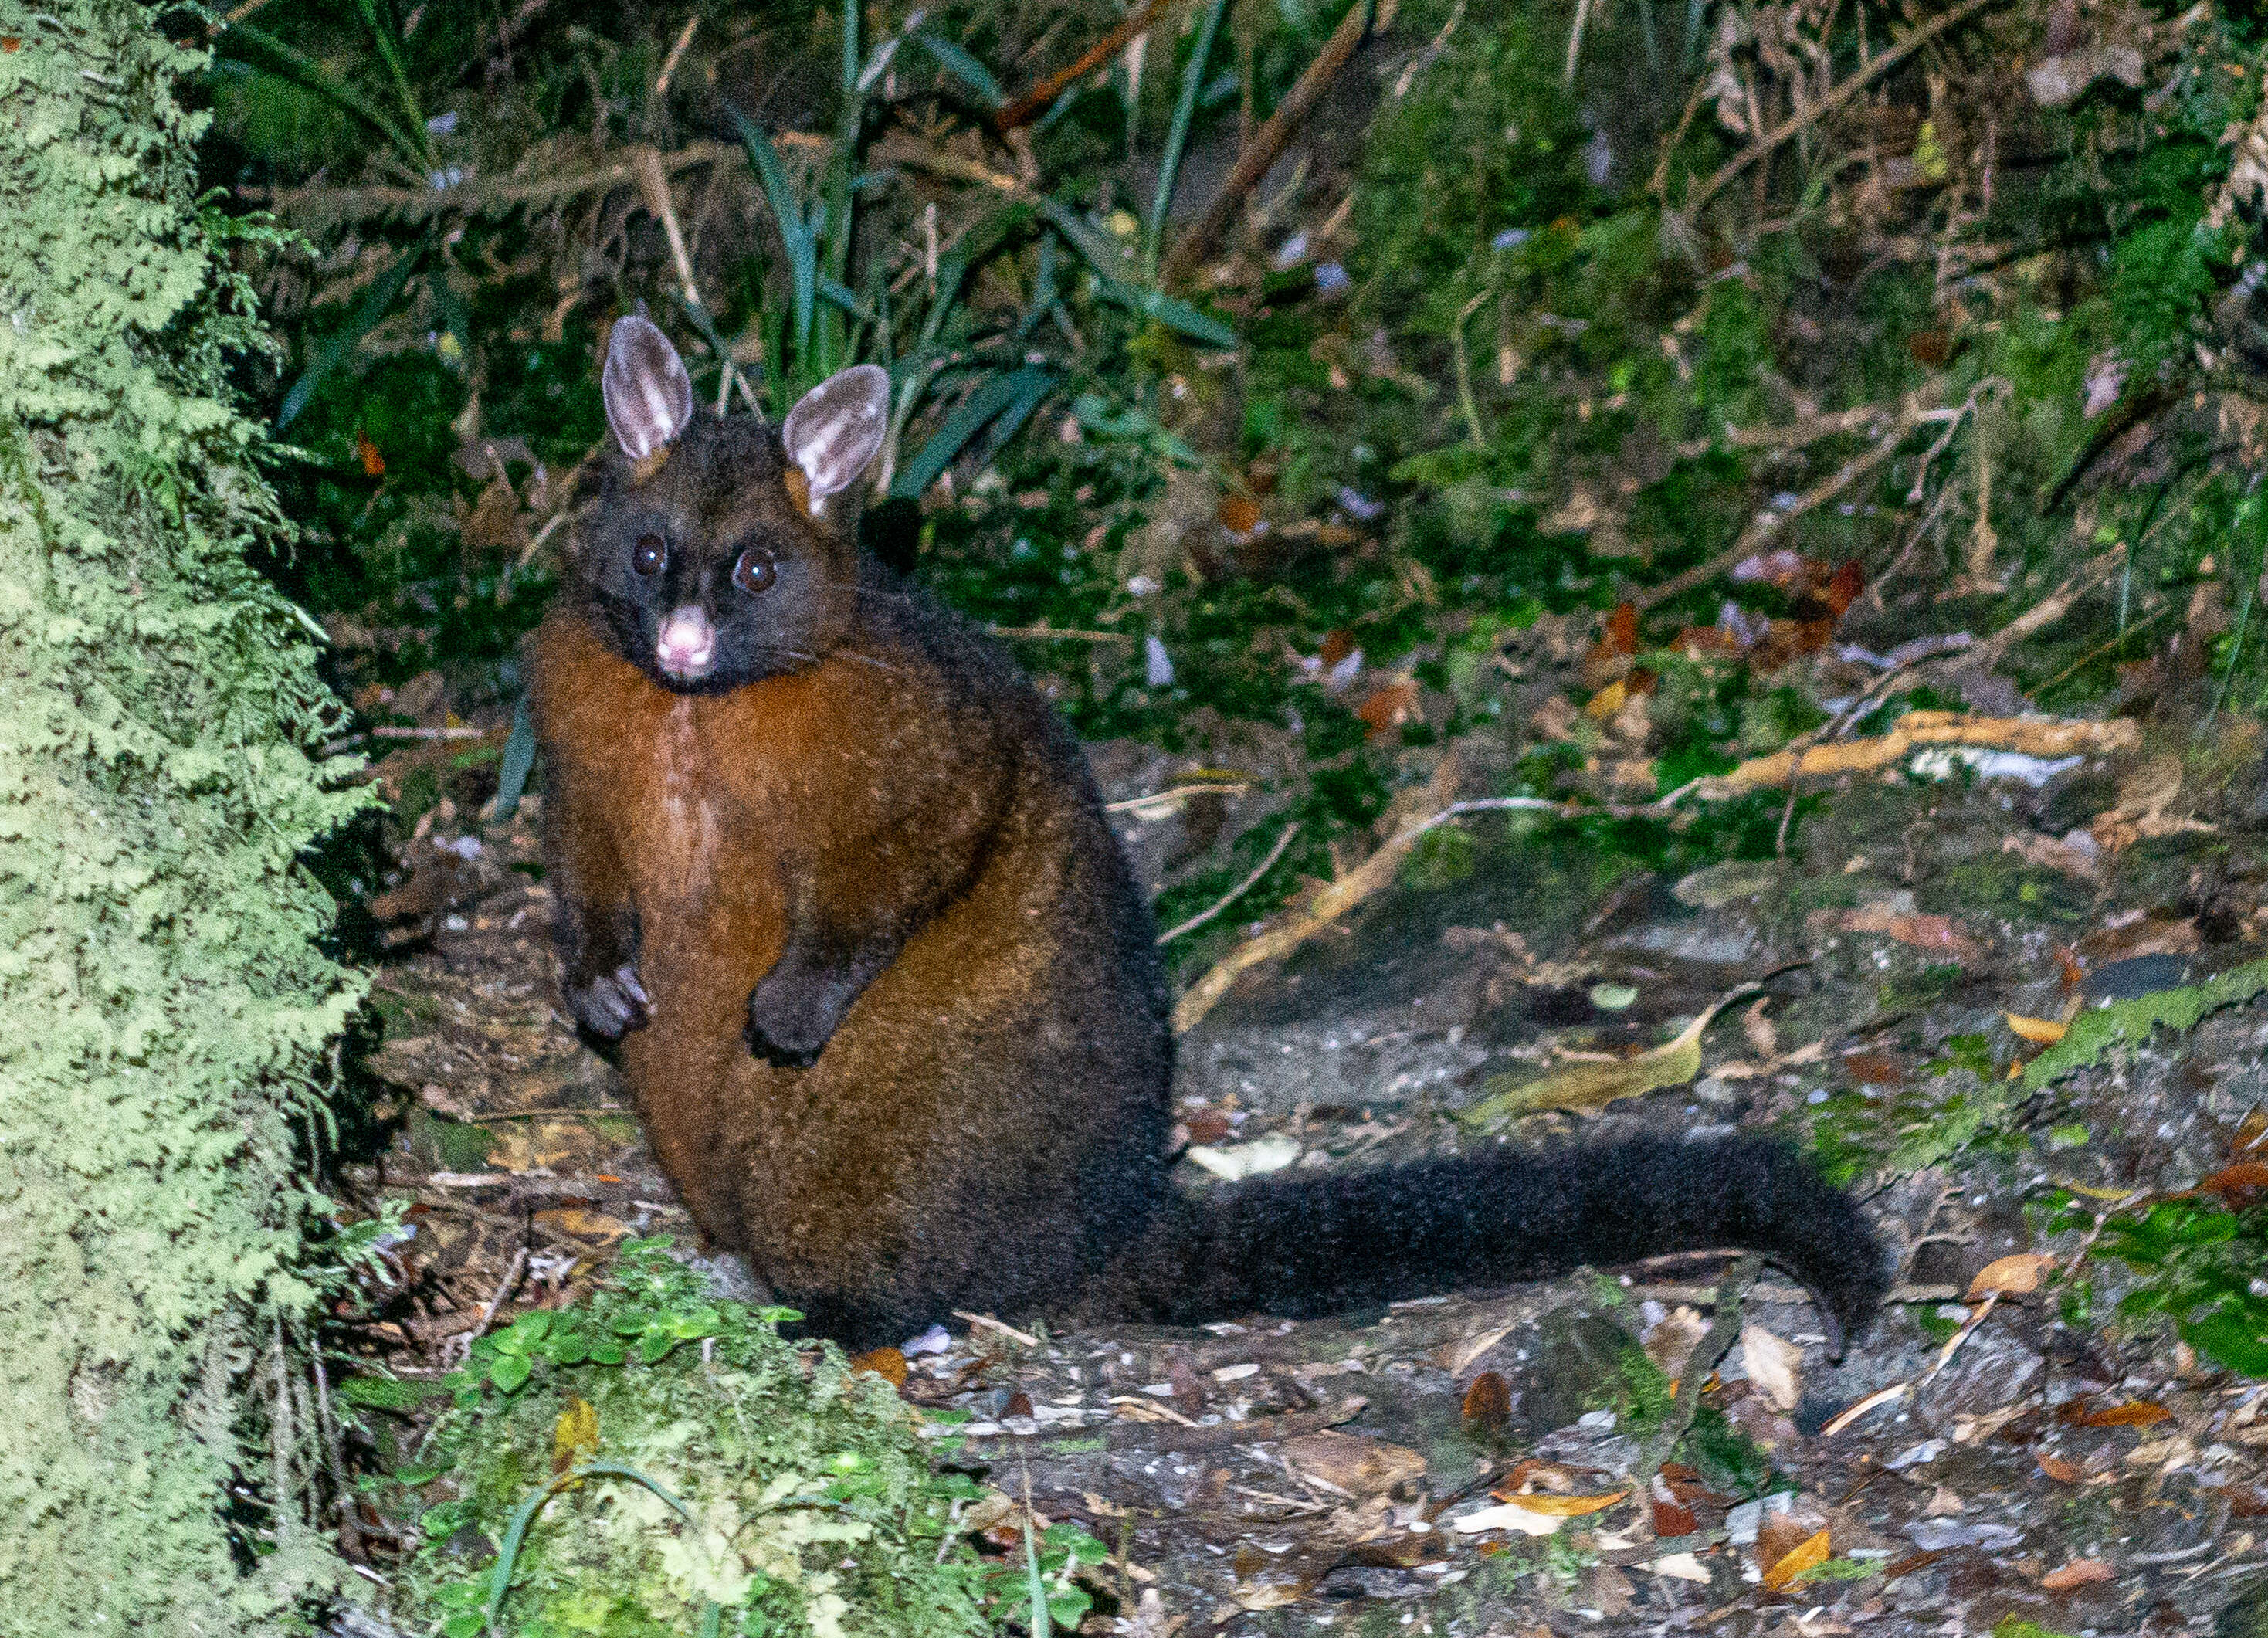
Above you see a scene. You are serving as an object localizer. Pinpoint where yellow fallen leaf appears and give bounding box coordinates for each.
[1585,680,1629,721]
[552,1396,599,1473]
[1499,1487,1630,1518]
[1449,1502,1566,1538]
[1967,1253,2056,1300]
[1463,982,1761,1123]
[2005,1012,2068,1045]
[1761,1528,1831,1592]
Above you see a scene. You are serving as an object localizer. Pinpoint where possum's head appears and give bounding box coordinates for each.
[575,314,889,694]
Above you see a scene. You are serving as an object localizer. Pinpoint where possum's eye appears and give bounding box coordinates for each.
[732,545,778,595]
[632,534,666,576]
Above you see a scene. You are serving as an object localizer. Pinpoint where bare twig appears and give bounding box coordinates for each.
[453,1245,530,1365]
[992,0,1188,131]
[1172,795,1686,1032]
[653,15,700,100]
[1564,0,1596,81]
[954,1310,1041,1348]
[989,623,1138,643]
[1158,820,1302,944]
[1637,1255,1761,1508]
[1635,394,1937,612]
[1677,0,2005,219]
[311,1353,368,1562]
[1962,544,2127,670]
[1162,0,1377,283]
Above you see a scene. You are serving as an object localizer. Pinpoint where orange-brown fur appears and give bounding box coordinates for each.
[533,399,1171,1340]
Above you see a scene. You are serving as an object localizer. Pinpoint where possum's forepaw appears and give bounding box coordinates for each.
[744,961,860,1068]
[567,963,649,1039]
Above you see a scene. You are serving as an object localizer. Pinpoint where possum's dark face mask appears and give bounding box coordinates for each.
[581,314,887,695]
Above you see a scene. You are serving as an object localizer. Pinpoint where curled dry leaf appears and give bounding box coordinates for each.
[1761,1528,1832,1592]
[2005,1012,2068,1045]
[1449,1502,1568,1538]
[1740,1321,1805,1413]
[849,1346,910,1386]
[2035,1451,2085,1484]
[2041,1558,2114,1592]
[1966,1253,2056,1301]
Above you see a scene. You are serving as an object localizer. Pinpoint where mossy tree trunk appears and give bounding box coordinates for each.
[0,4,364,1630]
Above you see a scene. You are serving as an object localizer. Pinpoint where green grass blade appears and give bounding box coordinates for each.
[890,366,1056,499]
[1148,0,1232,271]
[276,238,425,427]
[1022,1504,1052,1638]
[489,693,536,823]
[1034,197,1236,343]
[351,0,430,164]
[913,34,1005,110]
[732,110,819,358]
[217,19,429,172]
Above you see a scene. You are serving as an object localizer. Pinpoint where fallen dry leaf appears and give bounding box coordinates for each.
[2036,1451,2085,1483]
[1652,1496,1699,1538]
[1463,980,1761,1122]
[2064,1398,2172,1429]
[1494,1488,1630,1518]
[2041,1558,2114,1593]
[1761,1528,1832,1592]
[1741,996,1778,1057]
[1841,1051,1907,1085]
[1449,1502,1567,1538]
[1967,1253,2056,1300]
[1217,494,1262,534]
[2185,1161,2268,1209]
[2005,1012,2069,1045]
[849,1347,909,1386]
[532,1206,631,1242]
[1282,1430,1426,1497]
[1645,1551,1711,1582]
[1356,677,1421,738]
[1741,1321,1804,1413]
[1809,906,1986,964]
[1463,1371,1512,1433]
[551,1396,600,1474]
[1185,1131,1302,1181]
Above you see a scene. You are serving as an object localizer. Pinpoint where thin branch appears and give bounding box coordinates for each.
[1676,0,2005,219]
[992,0,1188,131]
[1162,0,1376,283]
[1635,392,1937,612]
[1157,819,1301,944]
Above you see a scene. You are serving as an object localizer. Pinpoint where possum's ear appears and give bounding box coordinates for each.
[782,364,890,513]
[602,314,693,463]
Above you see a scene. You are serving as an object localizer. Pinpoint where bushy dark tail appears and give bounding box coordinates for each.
[1117,1134,1889,1355]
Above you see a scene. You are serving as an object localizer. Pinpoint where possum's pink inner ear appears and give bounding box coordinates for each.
[602,315,693,462]
[782,364,890,507]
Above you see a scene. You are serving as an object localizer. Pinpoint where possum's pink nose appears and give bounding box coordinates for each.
[656,607,717,678]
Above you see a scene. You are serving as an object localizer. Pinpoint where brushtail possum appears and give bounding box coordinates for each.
[532,316,1889,1350]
